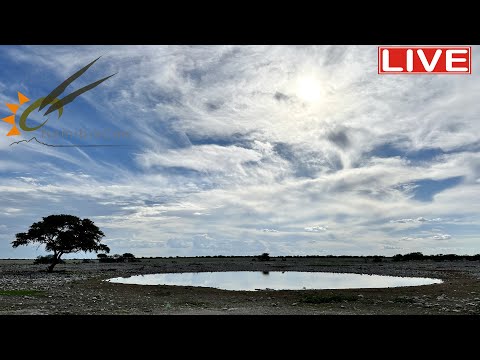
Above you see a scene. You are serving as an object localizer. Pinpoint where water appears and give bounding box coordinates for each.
[106,271,442,291]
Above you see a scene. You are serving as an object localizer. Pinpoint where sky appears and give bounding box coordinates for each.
[0,45,479,258]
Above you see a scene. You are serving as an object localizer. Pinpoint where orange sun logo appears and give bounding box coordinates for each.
[2,92,30,136]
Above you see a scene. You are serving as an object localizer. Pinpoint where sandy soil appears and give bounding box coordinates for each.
[1,257,479,315]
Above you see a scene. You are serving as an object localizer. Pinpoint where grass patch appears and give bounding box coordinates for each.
[0,290,46,297]
[301,293,358,304]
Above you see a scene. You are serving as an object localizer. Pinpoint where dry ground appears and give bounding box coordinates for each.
[1,257,479,315]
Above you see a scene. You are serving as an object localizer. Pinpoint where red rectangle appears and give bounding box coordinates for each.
[378,46,471,74]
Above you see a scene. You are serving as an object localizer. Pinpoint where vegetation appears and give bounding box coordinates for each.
[393,252,480,262]
[97,253,139,263]
[257,253,271,261]
[12,214,109,272]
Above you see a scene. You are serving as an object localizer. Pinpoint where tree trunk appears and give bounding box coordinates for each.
[47,254,59,273]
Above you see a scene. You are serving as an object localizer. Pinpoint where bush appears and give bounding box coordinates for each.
[393,252,424,261]
[372,255,383,263]
[122,253,140,262]
[34,255,65,265]
[97,253,140,263]
[257,253,271,261]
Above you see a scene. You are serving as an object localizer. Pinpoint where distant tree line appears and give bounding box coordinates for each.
[97,253,139,263]
[393,252,480,262]
[137,253,480,261]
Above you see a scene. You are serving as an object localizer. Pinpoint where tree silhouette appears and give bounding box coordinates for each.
[12,214,109,272]
[258,252,271,261]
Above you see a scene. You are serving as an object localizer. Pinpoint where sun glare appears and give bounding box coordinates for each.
[296,76,321,103]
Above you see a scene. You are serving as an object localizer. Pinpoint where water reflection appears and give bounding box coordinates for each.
[107,271,442,291]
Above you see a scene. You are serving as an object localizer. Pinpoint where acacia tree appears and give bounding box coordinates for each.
[12,214,110,272]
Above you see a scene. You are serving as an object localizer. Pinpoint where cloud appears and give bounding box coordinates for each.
[1,45,480,257]
[431,233,451,240]
[383,245,403,250]
[327,129,350,149]
[304,226,328,232]
[273,92,290,102]
[390,217,443,224]
[401,233,452,241]
[137,144,263,173]
[259,228,278,233]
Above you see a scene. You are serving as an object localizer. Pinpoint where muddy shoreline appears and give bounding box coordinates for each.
[1,257,479,315]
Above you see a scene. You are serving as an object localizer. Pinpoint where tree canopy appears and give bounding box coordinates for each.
[12,214,109,272]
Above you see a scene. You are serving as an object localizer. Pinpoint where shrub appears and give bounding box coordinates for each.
[257,253,271,261]
[393,252,424,261]
[122,253,140,262]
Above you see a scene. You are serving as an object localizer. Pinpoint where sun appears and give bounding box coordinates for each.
[296,76,321,103]
[2,91,30,136]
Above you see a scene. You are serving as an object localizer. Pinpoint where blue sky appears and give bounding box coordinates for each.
[1,45,479,258]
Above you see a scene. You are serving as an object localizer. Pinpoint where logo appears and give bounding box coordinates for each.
[2,57,119,146]
[378,46,471,74]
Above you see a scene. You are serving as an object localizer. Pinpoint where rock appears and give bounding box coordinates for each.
[291,303,298,306]
[437,294,446,300]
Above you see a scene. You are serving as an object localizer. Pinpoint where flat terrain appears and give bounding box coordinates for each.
[1,257,480,315]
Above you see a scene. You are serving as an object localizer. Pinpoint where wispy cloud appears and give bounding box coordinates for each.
[304,226,328,232]
[390,217,443,224]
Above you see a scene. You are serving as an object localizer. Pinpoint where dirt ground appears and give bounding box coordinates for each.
[1,257,479,315]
